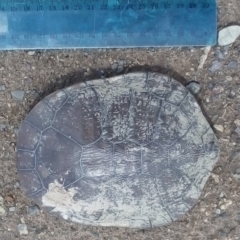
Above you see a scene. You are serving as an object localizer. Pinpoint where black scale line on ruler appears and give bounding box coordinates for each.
[0,0,217,49]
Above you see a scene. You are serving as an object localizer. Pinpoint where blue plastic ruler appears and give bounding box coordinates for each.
[0,0,217,49]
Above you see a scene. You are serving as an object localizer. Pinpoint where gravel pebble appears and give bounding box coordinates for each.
[211,173,220,183]
[233,75,239,81]
[234,127,240,136]
[212,85,224,95]
[27,205,40,216]
[228,61,238,69]
[14,182,20,189]
[186,81,201,94]
[216,209,221,215]
[214,125,224,132]
[209,61,222,72]
[216,50,224,59]
[111,63,118,70]
[236,168,240,174]
[27,51,35,56]
[117,65,124,73]
[231,151,240,159]
[0,196,6,217]
[14,128,19,135]
[18,224,28,235]
[9,207,16,212]
[218,25,240,46]
[223,45,230,53]
[234,119,240,126]
[219,192,225,198]
[220,200,233,210]
[226,76,232,81]
[0,124,6,130]
[11,90,25,101]
[227,90,236,99]
[119,60,126,66]
[232,168,240,179]
[0,85,5,91]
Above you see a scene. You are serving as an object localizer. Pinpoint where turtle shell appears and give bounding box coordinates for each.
[17,72,219,228]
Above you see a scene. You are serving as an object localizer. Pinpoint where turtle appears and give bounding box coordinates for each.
[16,72,219,229]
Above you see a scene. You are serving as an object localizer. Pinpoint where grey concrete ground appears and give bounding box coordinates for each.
[0,0,240,239]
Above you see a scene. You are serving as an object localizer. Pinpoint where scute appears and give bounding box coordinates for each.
[52,87,101,145]
[153,102,190,146]
[128,92,161,145]
[114,142,142,176]
[155,168,191,205]
[147,72,171,98]
[36,128,82,188]
[18,170,43,195]
[169,127,205,156]
[102,93,131,142]
[142,143,168,175]
[167,201,190,220]
[180,93,198,121]
[17,72,220,229]
[26,101,55,131]
[81,139,114,177]
[17,151,35,170]
[44,90,68,111]
[17,122,40,151]
[165,81,189,106]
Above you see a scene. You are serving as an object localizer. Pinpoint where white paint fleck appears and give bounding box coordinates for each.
[18,224,28,235]
[0,196,6,217]
[42,179,172,228]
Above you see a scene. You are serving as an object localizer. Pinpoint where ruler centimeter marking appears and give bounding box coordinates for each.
[0,0,217,49]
